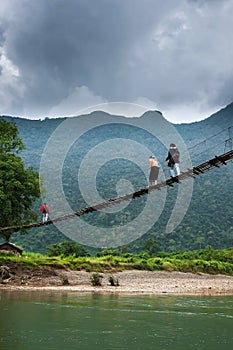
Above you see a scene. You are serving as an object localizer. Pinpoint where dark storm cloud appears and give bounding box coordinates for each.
[0,0,233,121]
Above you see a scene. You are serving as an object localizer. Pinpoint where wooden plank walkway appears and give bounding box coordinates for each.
[1,149,233,233]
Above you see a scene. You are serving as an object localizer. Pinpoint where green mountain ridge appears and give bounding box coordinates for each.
[1,103,233,253]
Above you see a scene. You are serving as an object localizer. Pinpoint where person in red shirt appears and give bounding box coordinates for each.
[39,203,50,223]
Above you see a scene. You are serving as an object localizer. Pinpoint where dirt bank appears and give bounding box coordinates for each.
[1,263,233,295]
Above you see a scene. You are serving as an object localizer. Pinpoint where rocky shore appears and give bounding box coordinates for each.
[1,263,233,295]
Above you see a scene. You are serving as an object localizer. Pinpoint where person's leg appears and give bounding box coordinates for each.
[174,163,180,176]
[149,168,155,187]
[170,166,175,177]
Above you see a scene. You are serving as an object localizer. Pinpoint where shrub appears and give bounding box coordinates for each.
[90,273,103,286]
[96,249,120,257]
[47,241,90,258]
[108,276,119,286]
[162,261,176,272]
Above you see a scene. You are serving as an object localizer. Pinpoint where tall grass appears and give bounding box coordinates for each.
[0,248,233,275]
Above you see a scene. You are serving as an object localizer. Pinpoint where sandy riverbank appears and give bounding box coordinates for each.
[1,264,233,295]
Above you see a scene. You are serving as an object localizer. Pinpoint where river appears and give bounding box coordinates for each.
[0,290,232,350]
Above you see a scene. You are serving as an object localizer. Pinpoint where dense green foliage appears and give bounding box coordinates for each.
[0,119,24,154]
[0,247,233,276]
[47,241,90,257]
[2,103,233,252]
[0,119,40,241]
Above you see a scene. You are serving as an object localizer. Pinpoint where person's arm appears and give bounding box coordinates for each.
[165,152,170,161]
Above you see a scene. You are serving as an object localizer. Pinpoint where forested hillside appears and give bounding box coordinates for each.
[1,102,233,253]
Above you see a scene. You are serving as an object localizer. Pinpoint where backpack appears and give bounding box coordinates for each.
[42,207,48,214]
[173,149,180,162]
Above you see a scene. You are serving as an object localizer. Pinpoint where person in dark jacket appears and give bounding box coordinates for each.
[165,143,180,177]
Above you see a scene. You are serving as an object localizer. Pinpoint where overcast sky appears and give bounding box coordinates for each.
[0,0,233,123]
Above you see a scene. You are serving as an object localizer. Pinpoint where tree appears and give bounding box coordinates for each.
[143,238,160,255]
[47,241,90,257]
[0,119,24,154]
[0,119,40,241]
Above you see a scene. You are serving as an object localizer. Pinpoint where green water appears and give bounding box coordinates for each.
[0,291,232,350]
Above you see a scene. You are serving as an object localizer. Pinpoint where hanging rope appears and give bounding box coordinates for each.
[1,149,233,233]
[224,127,233,153]
[179,125,233,167]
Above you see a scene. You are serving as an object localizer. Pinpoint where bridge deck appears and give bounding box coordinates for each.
[1,149,233,233]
